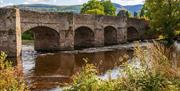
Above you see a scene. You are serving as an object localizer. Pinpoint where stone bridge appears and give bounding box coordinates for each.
[127,18,151,41]
[0,8,150,57]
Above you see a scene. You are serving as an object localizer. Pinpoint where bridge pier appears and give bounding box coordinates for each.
[117,27,127,43]
[59,14,75,51]
[94,27,104,47]
[0,8,21,57]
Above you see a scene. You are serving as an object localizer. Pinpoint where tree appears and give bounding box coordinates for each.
[84,9,105,15]
[117,9,131,17]
[133,12,138,17]
[102,0,116,16]
[144,0,180,44]
[80,0,116,15]
[81,0,105,15]
[140,5,145,17]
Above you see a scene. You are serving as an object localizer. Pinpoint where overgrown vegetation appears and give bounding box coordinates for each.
[144,0,180,44]
[22,31,34,40]
[64,42,180,91]
[0,52,28,91]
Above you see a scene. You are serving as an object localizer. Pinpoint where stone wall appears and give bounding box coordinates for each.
[127,18,150,41]
[74,14,127,47]
[0,8,21,57]
[20,10,74,50]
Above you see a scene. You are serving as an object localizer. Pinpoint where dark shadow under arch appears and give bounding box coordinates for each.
[23,26,60,52]
[127,26,139,41]
[104,26,117,45]
[74,26,94,49]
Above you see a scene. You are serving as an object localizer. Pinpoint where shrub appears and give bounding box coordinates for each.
[0,52,28,91]
[22,31,33,40]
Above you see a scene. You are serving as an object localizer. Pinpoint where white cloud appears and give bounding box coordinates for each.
[0,3,14,7]
[24,0,53,5]
[113,0,145,5]
[0,0,14,7]
[78,0,82,3]
[53,0,57,3]
[0,0,145,7]
[25,0,51,3]
[23,2,30,4]
[0,0,3,3]
[0,0,3,7]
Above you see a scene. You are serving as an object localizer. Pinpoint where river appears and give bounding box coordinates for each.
[14,41,180,91]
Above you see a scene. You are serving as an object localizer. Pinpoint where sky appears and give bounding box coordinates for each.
[0,0,145,7]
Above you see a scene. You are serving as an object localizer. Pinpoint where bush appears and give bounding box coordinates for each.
[64,42,180,91]
[22,31,34,40]
[0,52,28,91]
[85,9,105,15]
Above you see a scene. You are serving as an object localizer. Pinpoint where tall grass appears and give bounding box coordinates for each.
[0,52,28,91]
[64,42,180,91]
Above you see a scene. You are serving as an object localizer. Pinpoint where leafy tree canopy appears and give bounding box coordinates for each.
[80,0,116,15]
[102,0,116,16]
[117,9,131,17]
[84,9,105,15]
[81,0,105,15]
[133,12,138,17]
[140,5,145,17]
[144,0,180,43]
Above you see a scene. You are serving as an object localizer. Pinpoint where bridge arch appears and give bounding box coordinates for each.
[74,26,95,49]
[23,26,60,51]
[21,24,59,34]
[104,26,117,45]
[127,26,139,41]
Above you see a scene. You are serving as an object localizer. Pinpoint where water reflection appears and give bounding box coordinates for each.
[31,50,133,89]
[35,53,75,76]
[20,42,134,90]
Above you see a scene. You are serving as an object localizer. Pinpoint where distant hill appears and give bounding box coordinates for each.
[7,3,143,15]
[112,3,123,8]
[124,5,143,14]
[12,4,81,13]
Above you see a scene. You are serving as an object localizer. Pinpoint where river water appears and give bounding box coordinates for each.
[16,41,180,91]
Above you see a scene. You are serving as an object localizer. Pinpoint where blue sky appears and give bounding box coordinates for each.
[0,0,144,7]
